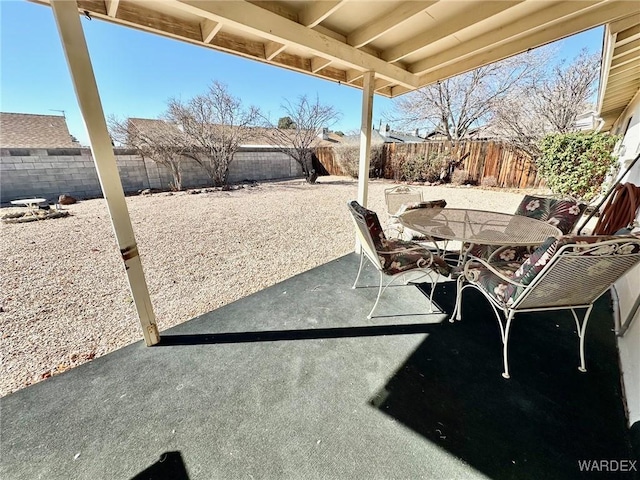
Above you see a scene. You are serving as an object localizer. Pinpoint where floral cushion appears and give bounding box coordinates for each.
[466,234,640,306]
[349,201,385,251]
[379,238,452,277]
[349,200,452,277]
[402,199,447,212]
[466,196,586,260]
[388,200,447,241]
[515,195,587,235]
[464,260,523,302]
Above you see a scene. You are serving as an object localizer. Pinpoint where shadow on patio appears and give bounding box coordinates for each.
[1,254,636,479]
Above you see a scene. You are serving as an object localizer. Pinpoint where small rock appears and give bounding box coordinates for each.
[58,194,77,205]
[140,189,152,196]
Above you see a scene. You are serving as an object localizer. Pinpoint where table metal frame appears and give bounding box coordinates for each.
[399,207,562,264]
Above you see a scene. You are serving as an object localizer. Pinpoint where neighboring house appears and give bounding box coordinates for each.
[573,110,600,131]
[378,123,426,143]
[597,17,640,431]
[0,112,80,148]
[342,124,426,145]
[125,117,341,149]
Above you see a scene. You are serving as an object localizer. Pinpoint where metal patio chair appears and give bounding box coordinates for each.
[384,185,450,253]
[452,234,640,379]
[470,195,587,262]
[384,185,423,239]
[347,200,452,319]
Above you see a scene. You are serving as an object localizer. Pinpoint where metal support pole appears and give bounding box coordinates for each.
[50,0,160,346]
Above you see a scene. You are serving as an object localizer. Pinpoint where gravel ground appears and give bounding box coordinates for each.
[0,176,537,396]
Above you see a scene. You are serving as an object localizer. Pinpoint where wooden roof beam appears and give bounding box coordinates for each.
[347,1,437,48]
[201,18,222,44]
[411,0,611,76]
[390,85,412,97]
[311,57,332,73]
[105,0,119,18]
[346,69,364,83]
[299,1,347,28]
[382,1,523,63]
[172,0,419,89]
[265,41,286,60]
[610,15,640,34]
[374,79,392,91]
[416,1,634,87]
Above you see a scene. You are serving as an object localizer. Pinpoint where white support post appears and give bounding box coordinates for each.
[357,71,375,206]
[355,71,375,253]
[50,0,160,346]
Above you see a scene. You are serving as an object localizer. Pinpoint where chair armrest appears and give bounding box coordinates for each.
[463,256,525,287]
[486,245,535,263]
[379,244,432,255]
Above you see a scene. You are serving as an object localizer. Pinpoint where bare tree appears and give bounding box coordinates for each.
[533,50,600,132]
[108,115,189,191]
[388,50,549,142]
[262,95,341,183]
[492,49,600,156]
[167,81,261,186]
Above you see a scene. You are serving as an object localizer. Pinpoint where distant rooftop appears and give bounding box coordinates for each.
[126,117,342,148]
[0,112,80,149]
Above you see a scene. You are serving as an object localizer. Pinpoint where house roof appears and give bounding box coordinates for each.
[343,128,422,144]
[597,16,640,132]
[126,117,341,148]
[30,1,638,98]
[0,112,79,148]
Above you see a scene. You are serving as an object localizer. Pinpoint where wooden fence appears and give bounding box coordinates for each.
[315,140,545,189]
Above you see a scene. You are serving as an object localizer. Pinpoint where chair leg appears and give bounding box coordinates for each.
[429,271,439,314]
[368,271,386,319]
[352,251,366,289]
[500,311,516,379]
[571,306,594,373]
[451,275,466,322]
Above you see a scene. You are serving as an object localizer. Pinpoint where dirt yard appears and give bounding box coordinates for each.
[1,176,536,396]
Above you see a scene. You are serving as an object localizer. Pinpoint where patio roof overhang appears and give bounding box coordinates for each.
[30,0,640,346]
[597,15,640,132]
[31,0,637,97]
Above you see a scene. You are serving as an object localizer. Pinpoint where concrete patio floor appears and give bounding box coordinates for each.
[1,254,637,479]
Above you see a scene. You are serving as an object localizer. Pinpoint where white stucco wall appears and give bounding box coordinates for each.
[610,90,640,425]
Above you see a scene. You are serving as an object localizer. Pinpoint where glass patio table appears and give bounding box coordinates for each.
[399,207,563,264]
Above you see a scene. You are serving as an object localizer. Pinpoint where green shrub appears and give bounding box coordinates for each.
[537,132,619,202]
[399,152,448,182]
[334,143,384,178]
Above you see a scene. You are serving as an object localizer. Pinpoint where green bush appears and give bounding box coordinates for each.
[334,143,384,178]
[537,132,619,201]
[399,152,448,183]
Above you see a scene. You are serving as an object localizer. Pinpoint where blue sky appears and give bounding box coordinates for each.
[1,1,604,146]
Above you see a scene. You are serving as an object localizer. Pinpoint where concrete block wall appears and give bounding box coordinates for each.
[229,148,301,183]
[0,149,102,203]
[1,147,303,204]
